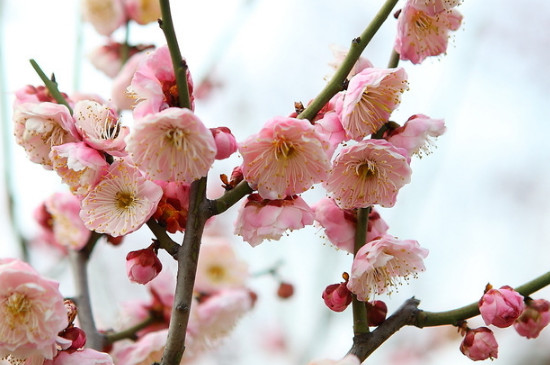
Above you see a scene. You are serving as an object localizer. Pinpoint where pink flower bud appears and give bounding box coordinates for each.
[322,282,352,312]
[460,327,498,361]
[277,282,294,299]
[479,285,525,328]
[365,300,387,326]
[514,298,550,339]
[126,246,163,284]
[60,326,87,350]
[211,127,238,160]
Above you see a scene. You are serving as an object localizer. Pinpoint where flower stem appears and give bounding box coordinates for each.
[387,49,400,68]
[146,219,180,258]
[105,315,162,343]
[29,59,73,114]
[69,232,105,351]
[160,177,209,365]
[158,0,192,110]
[209,180,253,215]
[297,0,400,121]
[351,207,371,335]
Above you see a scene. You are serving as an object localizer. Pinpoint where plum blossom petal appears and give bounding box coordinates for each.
[324,139,412,209]
[460,327,498,361]
[239,117,331,200]
[13,102,79,169]
[234,194,314,247]
[0,259,68,360]
[126,108,217,183]
[341,67,408,140]
[80,160,163,237]
[347,235,428,301]
[50,142,109,197]
[479,285,525,328]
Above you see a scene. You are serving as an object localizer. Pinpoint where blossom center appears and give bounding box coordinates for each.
[273,139,295,160]
[95,114,121,140]
[165,128,187,150]
[356,160,378,180]
[207,265,226,282]
[4,292,31,328]
[162,81,179,107]
[116,191,137,209]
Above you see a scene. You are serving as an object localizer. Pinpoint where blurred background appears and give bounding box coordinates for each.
[1,0,550,364]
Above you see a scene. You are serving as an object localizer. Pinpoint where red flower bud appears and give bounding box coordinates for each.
[322,282,352,312]
[365,300,387,326]
[126,245,163,284]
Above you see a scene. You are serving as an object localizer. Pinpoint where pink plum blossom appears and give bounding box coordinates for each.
[410,0,462,15]
[44,192,91,251]
[130,45,195,119]
[386,114,446,157]
[514,298,550,339]
[124,0,161,25]
[479,285,525,328]
[211,127,238,160]
[46,349,114,365]
[14,85,69,107]
[152,181,190,233]
[328,45,373,79]
[81,0,126,36]
[111,52,149,110]
[114,329,170,365]
[324,139,412,209]
[395,1,462,64]
[126,245,163,284]
[460,327,498,361]
[234,194,315,247]
[307,354,361,365]
[341,67,408,140]
[196,289,254,347]
[0,258,68,360]
[313,92,348,157]
[313,198,389,253]
[50,142,109,197]
[80,160,163,237]
[347,235,428,301]
[73,100,129,157]
[195,237,249,293]
[13,102,79,169]
[126,107,217,182]
[88,42,153,79]
[239,117,331,200]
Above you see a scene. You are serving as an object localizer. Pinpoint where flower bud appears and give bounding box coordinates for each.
[514,298,550,339]
[126,245,163,284]
[64,299,78,325]
[211,127,238,160]
[479,285,524,328]
[60,326,87,350]
[460,327,498,361]
[277,282,294,299]
[365,300,387,326]
[322,282,352,312]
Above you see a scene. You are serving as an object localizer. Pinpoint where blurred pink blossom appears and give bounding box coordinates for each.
[460,327,498,361]
[111,52,149,110]
[239,117,330,200]
[234,194,314,247]
[328,45,373,79]
[44,192,91,251]
[195,237,249,293]
[46,349,114,365]
[479,285,525,328]
[308,354,361,365]
[514,298,550,339]
[324,139,411,209]
[341,67,408,140]
[81,0,126,36]
[124,0,161,25]
[0,258,68,360]
[126,107,217,183]
[80,160,163,237]
[347,235,428,301]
